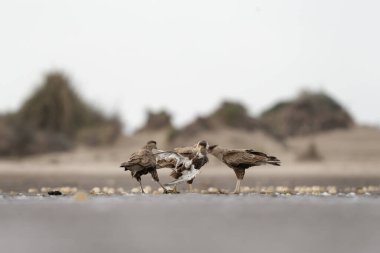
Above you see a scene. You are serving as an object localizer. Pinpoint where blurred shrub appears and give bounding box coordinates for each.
[297,142,323,162]
[138,110,172,132]
[0,72,122,156]
[167,101,259,143]
[210,101,258,130]
[261,91,354,139]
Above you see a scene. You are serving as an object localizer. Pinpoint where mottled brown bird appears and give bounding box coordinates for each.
[208,145,280,193]
[172,140,209,192]
[120,140,168,193]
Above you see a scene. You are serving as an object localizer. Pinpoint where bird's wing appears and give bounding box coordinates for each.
[165,165,200,186]
[174,146,197,159]
[155,151,185,169]
[223,149,257,166]
[129,149,155,167]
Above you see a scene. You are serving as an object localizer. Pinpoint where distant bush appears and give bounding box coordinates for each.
[0,72,122,156]
[138,110,173,132]
[211,101,258,130]
[167,101,259,143]
[297,142,323,162]
[261,91,354,138]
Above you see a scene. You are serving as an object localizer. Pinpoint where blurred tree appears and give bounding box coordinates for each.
[261,91,354,139]
[0,71,122,156]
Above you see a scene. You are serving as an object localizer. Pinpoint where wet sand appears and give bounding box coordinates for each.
[1,195,380,253]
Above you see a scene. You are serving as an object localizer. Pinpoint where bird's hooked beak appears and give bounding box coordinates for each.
[208,144,218,153]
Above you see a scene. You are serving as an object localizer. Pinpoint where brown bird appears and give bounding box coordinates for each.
[171,140,209,192]
[208,145,280,193]
[120,140,168,193]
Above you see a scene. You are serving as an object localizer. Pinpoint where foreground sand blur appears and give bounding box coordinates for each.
[1,195,380,253]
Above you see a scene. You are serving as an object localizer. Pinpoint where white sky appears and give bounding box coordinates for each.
[0,0,379,131]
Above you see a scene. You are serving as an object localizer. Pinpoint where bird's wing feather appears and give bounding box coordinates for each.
[155,151,182,169]
[223,149,259,166]
[165,165,200,186]
[174,146,197,159]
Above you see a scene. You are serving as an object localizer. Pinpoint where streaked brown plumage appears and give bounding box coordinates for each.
[172,140,209,192]
[120,140,168,193]
[208,145,281,193]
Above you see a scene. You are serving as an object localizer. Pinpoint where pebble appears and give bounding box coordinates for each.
[131,187,141,193]
[48,190,63,196]
[207,187,219,194]
[28,188,39,194]
[73,191,88,201]
[90,187,101,195]
[143,186,152,194]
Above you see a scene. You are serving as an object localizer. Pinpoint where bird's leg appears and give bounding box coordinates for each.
[156,181,169,194]
[150,169,168,193]
[188,183,193,193]
[233,179,242,194]
[138,179,145,194]
[187,179,194,193]
[233,169,245,194]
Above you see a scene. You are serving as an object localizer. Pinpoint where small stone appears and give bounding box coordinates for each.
[143,186,152,194]
[327,186,337,195]
[90,187,101,195]
[60,187,72,195]
[40,187,51,193]
[240,186,251,193]
[131,187,141,193]
[28,188,38,194]
[73,191,88,201]
[117,187,127,194]
[48,190,63,196]
[207,187,219,194]
[105,187,115,195]
[200,190,208,194]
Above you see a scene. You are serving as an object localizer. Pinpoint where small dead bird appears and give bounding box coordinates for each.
[208,145,280,193]
[120,140,168,193]
[155,151,200,192]
[171,140,209,192]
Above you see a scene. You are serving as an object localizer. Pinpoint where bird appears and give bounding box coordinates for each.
[120,140,168,193]
[208,145,280,194]
[155,150,200,192]
[171,140,210,192]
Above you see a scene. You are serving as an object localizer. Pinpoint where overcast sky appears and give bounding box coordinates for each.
[0,0,379,130]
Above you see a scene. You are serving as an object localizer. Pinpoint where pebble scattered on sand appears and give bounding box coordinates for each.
[90,187,101,195]
[1,185,380,197]
[73,191,89,201]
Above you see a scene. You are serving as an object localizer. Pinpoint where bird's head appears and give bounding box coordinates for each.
[207,144,218,154]
[197,140,208,154]
[145,140,157,150]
